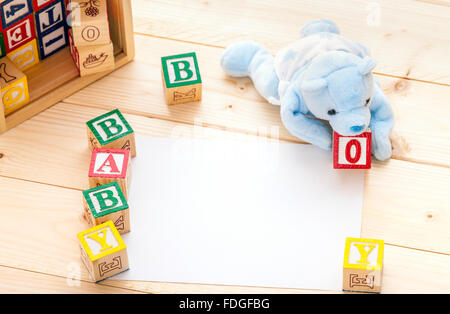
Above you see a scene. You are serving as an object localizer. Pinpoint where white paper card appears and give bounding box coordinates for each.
[115,136,364,291]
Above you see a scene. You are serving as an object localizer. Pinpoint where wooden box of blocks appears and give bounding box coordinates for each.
[77,220,129,282]
[82,181,130,234]
[0,0,135,135]
[343,237,384,293]
[333,131,372,169]
[161,52,202,105]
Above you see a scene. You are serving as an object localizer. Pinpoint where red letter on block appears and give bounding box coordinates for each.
[333,131,371,169]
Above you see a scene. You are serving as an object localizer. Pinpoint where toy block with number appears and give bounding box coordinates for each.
[161,52,202,105]
[70,0,111,47]
[68,28,114,76]
[0,0,34,30]
[77,220,129,282]
[7,38,39,71]
[3,13,36,53]
[343,237,384,293]
[86,108,136,157]
[0,56,29,115]
[82,182,130,234]
[88,148,131,198]
[333,131,371,169]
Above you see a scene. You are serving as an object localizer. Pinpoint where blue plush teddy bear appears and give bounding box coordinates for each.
[220,19,394,161]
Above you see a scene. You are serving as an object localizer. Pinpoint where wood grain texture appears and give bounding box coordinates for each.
[0,103,448,255]
[0,174,448,293]
[0,266,142,294]
[64,35,450,167]
[131,0,450,84]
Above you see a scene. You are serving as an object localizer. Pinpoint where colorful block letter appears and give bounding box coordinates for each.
[343,237,384,293]
[333,131,371,169]
[86,108,136,157]
[77,221,129,282]
[69,0,110,46]
[36,21,68,59]
[34,0,65,35]
[161,52,202,105]
[7,38,39,71]
[3,14,36,53]
[0,0,33,29]
[88,148,131,198]
[82,182,130,234]
[0,56,29,115]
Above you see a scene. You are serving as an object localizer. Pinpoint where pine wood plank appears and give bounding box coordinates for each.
[0,174,448,293]
[64,35,450,167]
[131,0,450,84]
[0,266,142,294]
[0,103,448,255]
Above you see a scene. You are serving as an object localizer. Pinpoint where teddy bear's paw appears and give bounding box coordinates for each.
[220,41,264,77]
[372,135,392,161]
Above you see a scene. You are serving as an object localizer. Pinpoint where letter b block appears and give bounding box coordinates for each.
[77,221,129,282]
[82,182,130,234]
[88,148,131,198]
[333,131,371,169]
[86,108,136,157]
[161,52,202,105]
[343,237,384,293]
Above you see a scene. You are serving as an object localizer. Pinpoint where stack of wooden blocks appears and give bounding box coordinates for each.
[67,0,114,76]
[77,108,135,282]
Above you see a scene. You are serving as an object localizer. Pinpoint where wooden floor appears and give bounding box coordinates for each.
[0,0,449,294]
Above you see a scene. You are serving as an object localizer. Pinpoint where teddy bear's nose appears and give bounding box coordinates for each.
[350,125,365,133]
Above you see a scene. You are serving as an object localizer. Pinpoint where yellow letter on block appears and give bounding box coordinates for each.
[343,237,384,293]
[77,221,129,282]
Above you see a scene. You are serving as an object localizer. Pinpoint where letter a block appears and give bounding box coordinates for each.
[86,108,136,157]
[88,148,131,198]
[82,182,130,234]
[0,56,29,115]
[343,237,384,293]
[333,131,371,169]
[77,221,129,282]
[161,52,202,105]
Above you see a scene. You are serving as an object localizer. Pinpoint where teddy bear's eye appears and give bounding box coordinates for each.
[365,98,371,106]
[327,109,336,116]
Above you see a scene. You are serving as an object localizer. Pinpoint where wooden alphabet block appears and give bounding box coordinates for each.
[88,148,131,198]
[0,0,34,30]
[36,20,68,59]
[343,237,384,293]
[333,131,371,169]
[0,56,29,115]
[7,38,39,71]
[77,220,129,282]
[34,0,66,36]
[32,0,58,11]
[3,13,36,53]
[70,0,110,47]
[82,182,130,234]
[161,52,202,105]
[68,28,114,76]
[86,108,136,157]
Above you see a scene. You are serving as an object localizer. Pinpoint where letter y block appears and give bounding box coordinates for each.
[343,237,384,293]
[82,182,130,234]
[77,221,129,282]
[86,108,136,157]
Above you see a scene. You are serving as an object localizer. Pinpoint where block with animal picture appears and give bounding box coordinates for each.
[68,28,114,76]
[161,52,202,105]
[82,182,130,234]
[69,0,111,46]
[333,131,372,169]
[343,237,384,293]
[77,220,129,282]
[0,56,29,115]
[88,148,131,198]
[86,108,136,157]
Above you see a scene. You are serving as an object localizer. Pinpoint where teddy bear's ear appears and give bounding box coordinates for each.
[302,78,328,93]
[357,57,377,75]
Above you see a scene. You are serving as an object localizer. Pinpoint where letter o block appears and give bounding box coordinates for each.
[333,131,371,169]
[77,221,129,282]
[343,237,384,293]
[161,52,202,105]
[86,108,136,157]
[88,148,131,198]
[82,182,130,234]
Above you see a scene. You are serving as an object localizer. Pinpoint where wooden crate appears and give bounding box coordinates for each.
[0,0,135,134]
